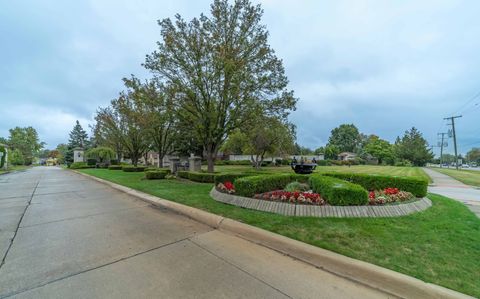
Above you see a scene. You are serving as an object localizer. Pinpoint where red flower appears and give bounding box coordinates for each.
[224,181,235,191]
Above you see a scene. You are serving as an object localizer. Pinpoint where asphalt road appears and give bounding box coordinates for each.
[0,167,388,299]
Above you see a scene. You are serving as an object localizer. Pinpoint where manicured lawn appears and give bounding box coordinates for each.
[209,165,431,182]
[79,168,479,297]
[431,167,480,187]
[0,165,30,174]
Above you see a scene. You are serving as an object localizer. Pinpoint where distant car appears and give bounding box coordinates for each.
[471,163,478,167]
[462,164,470,168]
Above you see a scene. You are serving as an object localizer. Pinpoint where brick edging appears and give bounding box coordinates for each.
[210,187,431,217]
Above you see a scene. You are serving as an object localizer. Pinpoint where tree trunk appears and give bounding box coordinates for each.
[207,154,214,172]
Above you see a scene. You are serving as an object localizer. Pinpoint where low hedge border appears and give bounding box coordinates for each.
[69,162,94,169]
[309,175,368,206]
[234,174,310,197]
[122,166,147,172]
[214,173,255,185]
[145,170,169,180]
[177,171,216,183]
[108,165,123,170]
[322,172,428,197]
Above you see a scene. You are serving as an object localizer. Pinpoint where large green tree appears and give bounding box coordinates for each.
[244,116,295,169]
[144,0,297,172]
[394,127,433,166]
[466,148,480,164]
[123,76,176,167]
[363,135,394,165]
[94,85,149,166]
[327,124,361,153]
[7,126,44,165]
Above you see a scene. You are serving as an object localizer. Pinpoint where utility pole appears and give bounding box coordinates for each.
[444,115,462,170]
[438,132,447,167]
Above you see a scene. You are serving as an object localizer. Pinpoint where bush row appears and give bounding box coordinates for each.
[122,166,148,172]
[234,174,309,197]
[322,172,428,197]
[214,173,254,185]
[108,165,123,170]
[145,170,170,180]
[177,171,216,183]
[309,175,368,206]
[69,162,94,169]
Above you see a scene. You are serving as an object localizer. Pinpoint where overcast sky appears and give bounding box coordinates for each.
[1,0,479,156]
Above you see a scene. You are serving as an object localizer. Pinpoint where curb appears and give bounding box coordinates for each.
[73,170,473,299]
[211,187,432,218]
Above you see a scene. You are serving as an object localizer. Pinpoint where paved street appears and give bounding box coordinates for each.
[423,168,480,217]
[0,167,388,298]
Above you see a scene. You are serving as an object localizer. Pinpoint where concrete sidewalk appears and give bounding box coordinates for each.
[423,167,480,217]
[0,167,388,298]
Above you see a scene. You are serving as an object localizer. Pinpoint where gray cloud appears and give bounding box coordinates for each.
[0,0,479,154]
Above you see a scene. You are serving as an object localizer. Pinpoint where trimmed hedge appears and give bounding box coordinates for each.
[108,165,123,170]
[145,170,168,180]
[309,175,368,206]
[177,171,216,183]
[69,162,93,169]
[235,174,309,197]
[322,172,428,197]
[122,166,147,172]
[214,173,254,185]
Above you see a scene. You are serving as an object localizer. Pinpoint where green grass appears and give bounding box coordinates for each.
[0,165,30,174]
[209,165,431,182]
[79,168,479,297]
[430,168,480,187]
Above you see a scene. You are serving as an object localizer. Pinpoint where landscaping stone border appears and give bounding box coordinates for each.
[210,187,431,217]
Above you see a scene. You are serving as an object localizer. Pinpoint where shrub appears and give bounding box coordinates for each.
[86,159,97,166]
[284,181,310,192]
[108,165,123,170]
[177,171,216,183]
[322,172,428,197]
[122,165,147,172]
[309,175,368,206]
[0,145,6,168]
[214,173,253,185]
[235,174,309,197]
[145,170,168,180]
[69,162,92,169]
[110,159,119,165]
[316,160,329,166]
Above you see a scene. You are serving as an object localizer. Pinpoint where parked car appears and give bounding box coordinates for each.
[462,164,470,168]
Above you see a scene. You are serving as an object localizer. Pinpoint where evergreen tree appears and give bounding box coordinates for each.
[68,120,89,149]
[394,127,433,166]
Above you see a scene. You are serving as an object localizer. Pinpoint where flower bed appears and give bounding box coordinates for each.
[216,174,421,207]
[253,190,325,205]
[368,187,415,205]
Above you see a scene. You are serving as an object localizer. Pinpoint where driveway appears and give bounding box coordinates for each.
[423,167,480,217]
[0,167,387,298]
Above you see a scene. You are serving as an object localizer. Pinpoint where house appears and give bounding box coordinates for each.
[338,152,357,161]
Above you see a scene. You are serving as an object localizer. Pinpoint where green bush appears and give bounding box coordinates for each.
[214,173,253,185]
[316,160,329,166]
[322,172,428,197]
[86,159,97,166]
[0,145,6,168]
[284,181,310,192]
[108,165,123,170]
[145,170,168,180]
[122,165,147,172]
[177,171,216,183]
[309,175,368,206]
[69,162,92,169]
[235,173,309,197]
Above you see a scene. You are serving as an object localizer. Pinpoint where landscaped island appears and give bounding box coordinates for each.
[76,165,480,297]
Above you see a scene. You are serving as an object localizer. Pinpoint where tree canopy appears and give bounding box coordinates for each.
[7,126,44,165]
[327,124,361,153]
[68,120,89,149]
[394,127,433,166]
[144,0,297,172]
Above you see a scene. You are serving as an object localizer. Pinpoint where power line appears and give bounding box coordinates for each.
[454,90,480,115]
